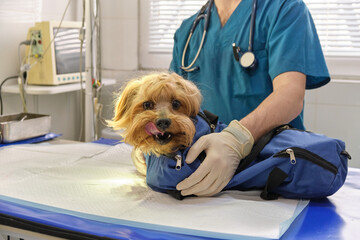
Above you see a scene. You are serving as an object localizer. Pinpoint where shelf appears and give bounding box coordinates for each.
[2,78,116,95]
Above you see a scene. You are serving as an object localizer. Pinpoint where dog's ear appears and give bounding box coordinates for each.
[108,79,141,129]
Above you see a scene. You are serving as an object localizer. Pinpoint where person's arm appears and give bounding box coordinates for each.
[176,71,306,197]
[241,71,306,141]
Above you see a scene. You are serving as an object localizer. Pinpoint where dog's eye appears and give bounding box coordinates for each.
[143,101,154,110]
[172,100,181,110]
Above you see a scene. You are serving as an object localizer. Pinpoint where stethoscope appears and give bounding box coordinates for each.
[181,0,257,72]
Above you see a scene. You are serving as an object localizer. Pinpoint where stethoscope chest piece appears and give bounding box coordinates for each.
[232,0,258,70]
[240,51,256,69]
[232,43,257,70]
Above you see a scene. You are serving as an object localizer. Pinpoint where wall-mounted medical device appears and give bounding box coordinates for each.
[25,21,85,85]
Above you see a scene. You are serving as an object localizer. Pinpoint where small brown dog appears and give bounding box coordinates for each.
[108,72,203,159]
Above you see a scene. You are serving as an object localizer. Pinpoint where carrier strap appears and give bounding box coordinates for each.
[235,124,292,174]
[166,190,186,200]
[260,167,288,200]
[197,110,219,130]
[203,110,219,125]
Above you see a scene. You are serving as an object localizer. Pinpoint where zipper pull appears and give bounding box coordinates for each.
[175,154,182,171]
[275,124,291,135]
[210,124,215,132]
[341,150,351,160]
[286,148,296,164]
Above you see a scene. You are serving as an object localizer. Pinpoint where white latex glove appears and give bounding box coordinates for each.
[131,148,147,176]
[176,120,254,197]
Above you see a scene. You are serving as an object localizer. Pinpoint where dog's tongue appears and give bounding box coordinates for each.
[145,122,164,136]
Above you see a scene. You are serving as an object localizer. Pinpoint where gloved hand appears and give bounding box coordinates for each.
[131,148,147,176]
[176,120,254,197]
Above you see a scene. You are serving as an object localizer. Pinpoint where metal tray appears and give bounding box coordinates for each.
[0,113,51,143]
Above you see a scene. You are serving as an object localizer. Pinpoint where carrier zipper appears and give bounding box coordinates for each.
[286,149,296,165]
[274,147,338,175]
[174,154,182,171]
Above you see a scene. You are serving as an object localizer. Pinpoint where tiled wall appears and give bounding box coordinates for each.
[100,0,139,78]
[94,0,140,136]
[304,80,360,168]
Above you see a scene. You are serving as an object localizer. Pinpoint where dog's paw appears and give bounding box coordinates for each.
[131,148,147,176]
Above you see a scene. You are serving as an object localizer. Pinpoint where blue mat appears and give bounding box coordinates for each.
[0,133,61,148]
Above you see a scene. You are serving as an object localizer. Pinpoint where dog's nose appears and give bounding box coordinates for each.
[156,118,171,131]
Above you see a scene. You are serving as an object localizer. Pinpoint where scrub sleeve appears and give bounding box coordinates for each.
[267,0,330,89]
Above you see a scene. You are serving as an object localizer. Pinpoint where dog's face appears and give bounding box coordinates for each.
[109,73,202,156]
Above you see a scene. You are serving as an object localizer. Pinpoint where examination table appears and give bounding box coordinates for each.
[0,140,359,240]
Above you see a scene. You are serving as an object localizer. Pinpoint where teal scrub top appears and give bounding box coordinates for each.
[170,0,330,129]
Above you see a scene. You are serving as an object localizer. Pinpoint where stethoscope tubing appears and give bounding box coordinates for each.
[181,0,257,72]
[248,0,257,52]
[181,31,206,72]
[181,0,213,72]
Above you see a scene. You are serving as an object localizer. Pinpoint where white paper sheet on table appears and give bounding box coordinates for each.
[0,143,309,240]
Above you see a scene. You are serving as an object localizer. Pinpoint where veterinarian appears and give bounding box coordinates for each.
[169,0,330,197]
